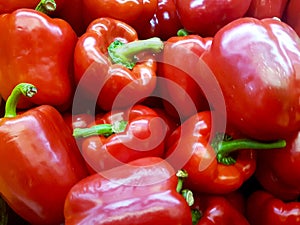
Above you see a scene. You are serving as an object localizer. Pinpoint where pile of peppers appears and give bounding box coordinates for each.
[0,0,299,224]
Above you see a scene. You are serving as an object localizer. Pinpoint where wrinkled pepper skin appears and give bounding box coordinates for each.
[246,190,300,225]
[246,0,289,19]
[255,131,300,201]
[175,0,252,36]
[64,157,193,225]
[192,193,250,225]
[0,9,77,111]
[82,0,158,29]
[74,17,158,111]
[202,17,300,141]
[74,105,167,173]
[0,104,89,225]
[159,35,212,119]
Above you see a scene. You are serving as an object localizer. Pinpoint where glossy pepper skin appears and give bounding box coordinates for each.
[74,17,162,111]
[165,111,255,194]
[246,0,289,19]
[202,17,300,141]
[175,0,252,37]
[132,0,182,40]
[64,157,193,225]
[159,35,212,120]
[284,0,300,37]
[82,0,158,29]
[0,7,77,111]
[165,111,286,195]
[255,131,300,201]
[192,193,250,225]
[0,83,89,225]
[73,105,167,173]
[246,190,300,225]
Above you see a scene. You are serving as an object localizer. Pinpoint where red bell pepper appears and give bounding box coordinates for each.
[132,0,183,40]
[73,105,168,173]
[82,0,158,30]
[74,17,163,111]
[63,112,94,133]
[175,0,252,37]
[0,2,77,111]
[255,131,300,201]
[64,157,193,225]
[191,193,250,225]
[159,34,212,120]
[165,111,286,194]
[202,17,300,141]
[246,190,300,225]
[0,83,89,225]
[246,0,289,19]
[284,0,300,37]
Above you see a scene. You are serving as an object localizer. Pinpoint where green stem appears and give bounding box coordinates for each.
[4,83,37,118]
[73,120,128,138]
[212,134,286,165]
[176,170,188,193]
[191,209,202,225]
[35,0,56,14]
[181,189,194,206]
[108,37,164,69]
[177,29,189,36]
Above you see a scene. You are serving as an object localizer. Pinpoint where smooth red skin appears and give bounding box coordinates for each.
[81,105,167,173]
[64,157,193,225]
[151,107,179,142]
[246,190,300,225]
[192,194,250,225]
[82,0,158,28]
[0,9,77,111]
[74,17,157,111]
[52,0,86,36]
[132,0,182,40]
[255,131,300,201]
[0,0,84,35]
[63,112,94,131]
[0,0,39,13]
[202,17,300,141]
[223,191,247,215]
[165,111,256,194]
[0,0,66,13]
[0,105,89,225]
[159,35,212,120]
[175,0,252,37]
[63,112,94,147]
[246,0,289,19]
[284,0,300,37]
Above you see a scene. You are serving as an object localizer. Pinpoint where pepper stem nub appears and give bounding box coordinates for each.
[4,83,37,118]
[108,37,164,69]
[212,133,286,165]
[35,0,57,14]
